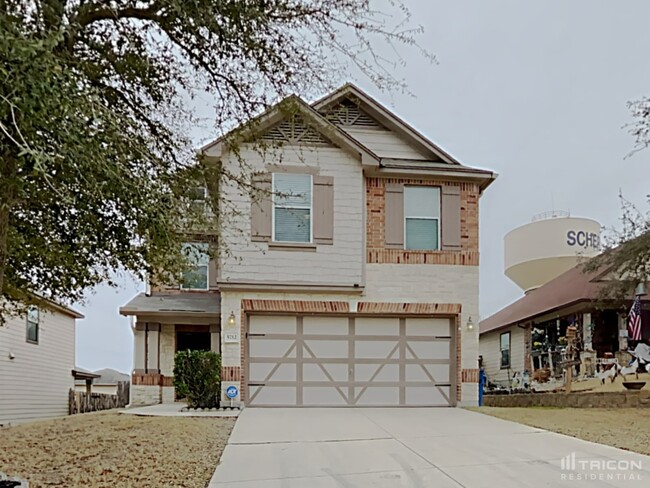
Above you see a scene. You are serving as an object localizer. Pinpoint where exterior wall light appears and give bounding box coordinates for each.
[466,317,474,331]
[227,312,236,326]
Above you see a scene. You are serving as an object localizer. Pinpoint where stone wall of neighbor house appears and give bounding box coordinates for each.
[483,390,650,408]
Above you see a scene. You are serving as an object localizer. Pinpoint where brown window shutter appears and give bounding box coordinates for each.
[441,185,462,250]
[251,173,272,242]
[313,175,334,245]
[384,183,404,249]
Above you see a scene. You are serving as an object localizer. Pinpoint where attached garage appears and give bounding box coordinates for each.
[245,314,456,407]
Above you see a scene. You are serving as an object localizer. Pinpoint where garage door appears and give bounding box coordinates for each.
[246,315,454,406]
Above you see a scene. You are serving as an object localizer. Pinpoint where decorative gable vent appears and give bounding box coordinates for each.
[324,99,381,129]
[261,115,332,146]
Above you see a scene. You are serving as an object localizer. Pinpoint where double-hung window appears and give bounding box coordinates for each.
[180,242,210,290]
[26,306,39,344]
[404,186,441,250]
[500,332,511,369]
[188,186,208,212]
[273,173,312,243]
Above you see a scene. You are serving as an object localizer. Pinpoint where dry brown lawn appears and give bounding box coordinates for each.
[475,407,650,456]
[0,411,235,487]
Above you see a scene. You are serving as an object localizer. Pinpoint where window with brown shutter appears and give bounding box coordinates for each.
[313,176,334,245]
[441,185,462,250]
[384,183,404,248]
[251,173,272,242]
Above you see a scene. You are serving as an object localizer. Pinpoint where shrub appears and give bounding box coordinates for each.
[173,350,221,408]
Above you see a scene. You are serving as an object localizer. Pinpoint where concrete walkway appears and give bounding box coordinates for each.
[209,408,650,487]
[121,402,239,417]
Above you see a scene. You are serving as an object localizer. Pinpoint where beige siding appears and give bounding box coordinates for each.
[479,326,526,384]
[219,144,364,286]
[0,309,76,426]
[341,127,429,160]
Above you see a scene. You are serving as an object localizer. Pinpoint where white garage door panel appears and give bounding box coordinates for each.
[303,387,348,405]
[303,363,348,382]
[249,339,296,358]
[406,318,451,336]
[249,363,296,382]
[355,317,399,335]
[303,316,348,334]
[249,315,297,334]
[247,315,454,407]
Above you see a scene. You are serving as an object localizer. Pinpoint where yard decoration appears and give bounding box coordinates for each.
[173,350,221,409]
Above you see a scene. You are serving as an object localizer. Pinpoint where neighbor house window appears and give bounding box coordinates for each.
[181,242,209,290]
[404,186,440,250]
[272,173,312,243]
[500,332,511,369]
[26,306,39,344]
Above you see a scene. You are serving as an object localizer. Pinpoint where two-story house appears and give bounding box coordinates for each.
[120,84,496,407]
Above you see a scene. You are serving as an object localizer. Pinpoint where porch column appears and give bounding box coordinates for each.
[133,322,146,373]
[210,323,221,354]
[146,323,161,373]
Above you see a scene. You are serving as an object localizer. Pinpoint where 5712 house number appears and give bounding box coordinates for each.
[224,332,239,343]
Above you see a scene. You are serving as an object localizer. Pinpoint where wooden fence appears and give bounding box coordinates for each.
[69,381,130,415]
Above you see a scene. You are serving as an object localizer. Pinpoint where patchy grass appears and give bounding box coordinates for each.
[473,407,650,456]
[0,411,235,487]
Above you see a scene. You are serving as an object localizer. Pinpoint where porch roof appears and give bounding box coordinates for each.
[119,293,220,317]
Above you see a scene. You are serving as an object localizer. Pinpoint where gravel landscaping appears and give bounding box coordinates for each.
[0,411,235,487]
[475,407,650,456]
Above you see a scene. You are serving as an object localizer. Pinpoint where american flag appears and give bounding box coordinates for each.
[628,296,643,341]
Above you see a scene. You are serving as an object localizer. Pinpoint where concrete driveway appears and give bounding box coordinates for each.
[209,408,650,487]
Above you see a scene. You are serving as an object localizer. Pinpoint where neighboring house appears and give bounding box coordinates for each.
[121,83,496,407]
[479,263,650,386]
[74,368,130,395]
[0,300,84,426]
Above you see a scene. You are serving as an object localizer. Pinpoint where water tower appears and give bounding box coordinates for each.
[504,211,601,293]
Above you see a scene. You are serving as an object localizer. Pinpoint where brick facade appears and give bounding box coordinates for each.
[366,177,479,265]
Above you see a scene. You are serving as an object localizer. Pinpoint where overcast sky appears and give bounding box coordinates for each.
[74,1,650,373]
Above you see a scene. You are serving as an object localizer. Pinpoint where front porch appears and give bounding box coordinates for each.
[120,293,221,405]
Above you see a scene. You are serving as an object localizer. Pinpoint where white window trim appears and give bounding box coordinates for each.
[500,331,511,369]
[180,242,210,291]
[271,173,313,244]
[26,306,39,344]
[404,186,441,251]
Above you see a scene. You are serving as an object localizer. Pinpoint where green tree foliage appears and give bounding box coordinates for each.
[583,194,650,300]
[173,349,221,408]
[0,1,425,311]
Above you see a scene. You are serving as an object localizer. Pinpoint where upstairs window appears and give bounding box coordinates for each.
[404,186,440,250]
[26,306,39,344]
[188,186,208,212]
[181,242,210,290]
[500,332,511,369]
[273,173,312,243]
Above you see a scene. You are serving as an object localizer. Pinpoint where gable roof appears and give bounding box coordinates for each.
[200,83,497,189]
[479,263,606,335]
[201,94,379,166]
[312,83,461,165]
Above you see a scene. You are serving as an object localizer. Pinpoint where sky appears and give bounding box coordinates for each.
[73,0,650,373]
